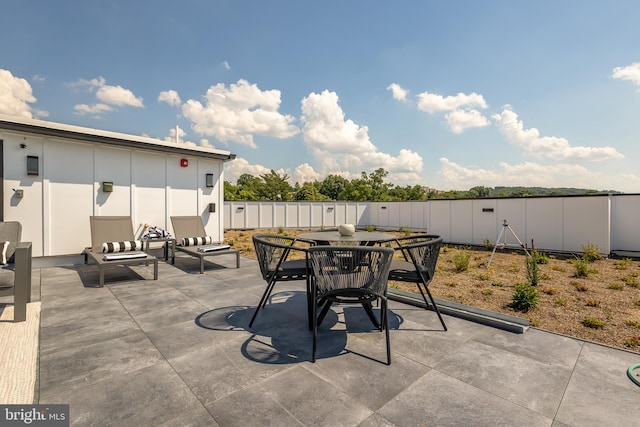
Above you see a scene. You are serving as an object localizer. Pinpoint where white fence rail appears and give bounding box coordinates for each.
[224,194,640,256]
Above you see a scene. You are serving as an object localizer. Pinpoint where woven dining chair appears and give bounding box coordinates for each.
[308,245,394,365]
[249,234,315,328]
[388,234,447,331]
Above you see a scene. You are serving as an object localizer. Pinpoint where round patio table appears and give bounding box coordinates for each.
[297,230,396,246]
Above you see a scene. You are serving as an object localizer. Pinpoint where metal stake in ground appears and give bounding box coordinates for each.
[486,219,530,268]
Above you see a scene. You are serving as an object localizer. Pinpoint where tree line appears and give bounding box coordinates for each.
[224,168,618,202]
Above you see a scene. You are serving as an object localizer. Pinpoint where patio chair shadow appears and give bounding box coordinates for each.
[194,290,404,365]
[75,265,146,288]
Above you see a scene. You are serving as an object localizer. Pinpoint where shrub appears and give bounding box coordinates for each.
[573,257,590,277]
[608,283,624,291]
[624,336,640,347]
[481,288,493,296]
[634,300,640,307]
[476,272,491,281]
[614,258,633,270]
[483,238,493,250]
[621,274,639,288]
[525,253,539,286]
[582,316,606,329]
[531,249,549,264]
[555,297,569,307]
[542,287,558,295]
[366,224,376,232]
[585,299,600,307]
[491,281,503,287]
[626,320,640,328]
[581,243,602,262]
[402,226,411,236]
[452,251,471,272]
[511,283,539,312]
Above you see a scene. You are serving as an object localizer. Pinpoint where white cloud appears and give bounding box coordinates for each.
[292,163,322,184]
[70,76,143,117]
[222,61,231,70]
[493,108,624,162]
[158,90,181,106]
[224,157,281,184]
[181,79,299,148]
[32,74,45,82]
[416,91,489,133]
[73,103,113,117]
[387,83,409,102]
[612,62,640,89]
[438,157,640,192]
[446,109,491,134]
[0,69,42,118]
[417,91,487,113]
[301,90,423,185]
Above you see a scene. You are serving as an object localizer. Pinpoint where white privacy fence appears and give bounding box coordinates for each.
[225,194,640,256]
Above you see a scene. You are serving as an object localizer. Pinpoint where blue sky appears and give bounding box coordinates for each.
[2,1,640,192]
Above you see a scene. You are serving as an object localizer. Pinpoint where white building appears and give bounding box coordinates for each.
[0,114,236,265]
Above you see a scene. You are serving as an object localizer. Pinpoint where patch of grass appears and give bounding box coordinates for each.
[452,251,471,272]
[621,274,639,288]
[625,320,640,328]
[507,262,520,273]
[476,272,491,281]
[366,224,376,232]
[608,283,624,291]
[491,281,503,287]
[555,297,570,307]
[634,300,640,307]
[574,283,589,292]
[481,288,493,296]
[581,243,602,262]
[539,273,552,280]
[582,316,606,329]
[511,282,539,312]
[443,281,457,288]
[551,264,566,272]
[624,336,640,348]
[531,249,549,264]
[585,299,600,307]
[277,226,285,234]
[614,258,633,270]
[542,287,558,295]
[573,257,590,277]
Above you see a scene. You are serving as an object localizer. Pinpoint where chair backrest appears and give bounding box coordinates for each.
[90,216,135,252]
[0,221,21,263]
[252,234,300,280]
[308,246,394,297]
[395,235,443,282]
[171,216,207,242]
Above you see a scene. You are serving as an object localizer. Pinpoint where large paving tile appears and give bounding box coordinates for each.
[44,362,205,427]
[39,330,164,397]
[158,406,220,427]
[205,382,304,426]
[258,366,373,426]
[168,334,293,405]
[555,370,640,427]
[473,327,584,369]
[305,338,431,410]
[573,341,640,392]
[434,339,570,417]
[377,369,552,427]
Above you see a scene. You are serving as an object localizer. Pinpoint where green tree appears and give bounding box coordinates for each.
[319,174,348,200]
[295,182,330,201]
[258,170,293,201]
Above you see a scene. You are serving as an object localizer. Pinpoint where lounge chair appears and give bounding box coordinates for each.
[84,216,158,287]
[0,221,32,322]
[170,216,239,274]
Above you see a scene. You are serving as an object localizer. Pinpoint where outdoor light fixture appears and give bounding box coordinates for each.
[102,181,114,192]
[209,203,216,213]
[27,156,39,176]
[205,173,214,187]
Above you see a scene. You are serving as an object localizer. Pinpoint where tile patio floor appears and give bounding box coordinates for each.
[32,253,640,426]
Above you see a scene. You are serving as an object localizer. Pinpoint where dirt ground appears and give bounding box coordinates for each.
[224,228,640,353]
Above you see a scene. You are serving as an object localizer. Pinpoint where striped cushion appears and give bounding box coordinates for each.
[101,240,143,253]
[180,236,213,246]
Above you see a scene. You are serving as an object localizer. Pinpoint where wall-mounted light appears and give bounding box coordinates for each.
[381,206,387,210]
[205,173,214,187]
[13,189,24,199]
[327,207,334,212]
[27,155,39,176]
[102,181,114,192]
[20,143,27,149]
[482,208,494,213]
[209,203,216,213]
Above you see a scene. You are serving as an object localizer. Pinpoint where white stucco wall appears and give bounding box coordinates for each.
[2,119,232,259]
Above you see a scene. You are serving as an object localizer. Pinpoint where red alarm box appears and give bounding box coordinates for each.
[180,159,188,167]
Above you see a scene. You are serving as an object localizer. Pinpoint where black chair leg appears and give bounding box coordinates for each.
[383,299,391,365]
[249,278,277,327]
[420,284,447,331]
[362,302,381,330]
